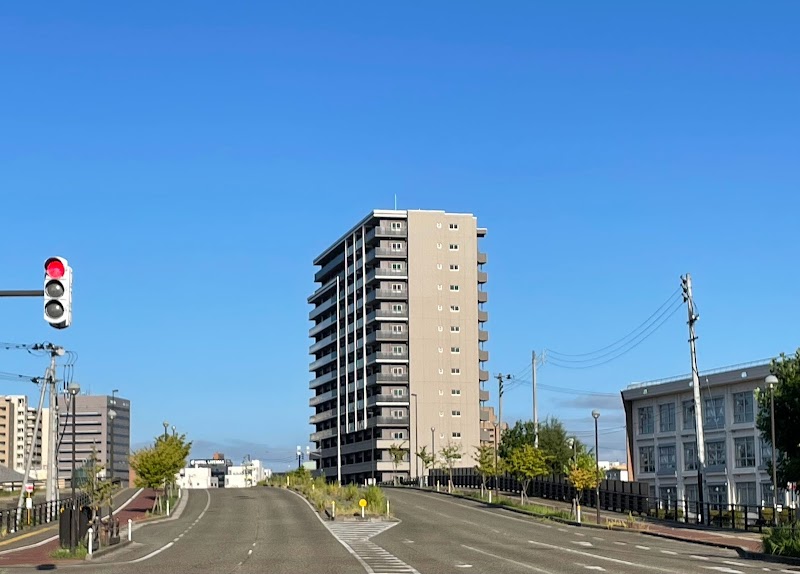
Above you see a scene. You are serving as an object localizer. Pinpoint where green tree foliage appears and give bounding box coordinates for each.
[416,445,434,476]
[389,442,407,483]
[504,444,548,504]
[473,444,502,494]
[499,417,584,476]
[566,452,604,505]
[81,446,113,520]
[757,350,800,485]
[129,433,191,513]
[439,443,463,489]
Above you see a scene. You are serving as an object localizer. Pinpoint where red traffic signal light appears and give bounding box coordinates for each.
[45,258,66,279]
[43,256,72,329]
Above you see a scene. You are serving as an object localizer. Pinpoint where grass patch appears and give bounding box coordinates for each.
[269,470,391,518]
[51,544,88,559]
[762,526,800,557]
[457,490,572,520]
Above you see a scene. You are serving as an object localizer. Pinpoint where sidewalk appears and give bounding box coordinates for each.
[0,488,157,568]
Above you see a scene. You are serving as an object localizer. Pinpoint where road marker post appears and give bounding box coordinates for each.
[88,527,94,556]
[359,498,367,519]
[128,519,132,541]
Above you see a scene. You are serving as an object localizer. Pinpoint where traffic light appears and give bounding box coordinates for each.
[43,256,72,329]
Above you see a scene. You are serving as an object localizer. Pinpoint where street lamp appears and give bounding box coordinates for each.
[68,382,80,554]
[766,374,779,525]
[411,393,419,483]
[172,425,176,437]
[592,410,601,525]
[493,421,500,498]
[108,409,116,522]
[297,445,302,469]
[162,421,169,440]
[431,427,435,486]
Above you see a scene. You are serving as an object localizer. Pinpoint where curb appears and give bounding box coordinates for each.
[85,539,132,560]
[739,550,800,567]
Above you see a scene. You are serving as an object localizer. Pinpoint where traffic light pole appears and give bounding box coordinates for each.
[0,290,45,297]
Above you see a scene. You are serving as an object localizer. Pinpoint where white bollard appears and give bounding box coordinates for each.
[332,501,336,519]
[88,527,94,556]
[167,500,170,516]
[489,491,492,504]
[361,505,365,519]
[128,518,132,541]
[386,500,390,516]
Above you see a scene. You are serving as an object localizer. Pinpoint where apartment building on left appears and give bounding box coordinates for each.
[0,395,49,479]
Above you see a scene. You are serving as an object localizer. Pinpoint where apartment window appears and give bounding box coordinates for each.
[391,324,404,334]
[658,445,676,471]
[449,264,459,271]
[391,221,402,230]
[659,403,676,432]
[449,244,459,251]
[450,305,460,312]
[392,389,405,397]
[760,438,772,467]
[451,410,461,417]
[639,446,655,473]
[391,366,405,376]
[451,326,460,333]
[438,369,444,375]
[449,223,459,230]
[733,391,754,423]
[638,406,654,435]
[391,304,404,314]
[391,263,403,271]
[684,442,698,471]
[735,436,756,467]
[391,409,405,418]
[391,431,405,440]
[736,482,757,506]
[709,485,727,505]
[450,285,459,292]
[685,484,699,503]
[392,345,404,355]
[762,482,776,505]
[451,368,461,375]
[704,397,725,429]
[452,431,462,439]
[451,347,460,354]
[391,242,403,251]
[391,283,403,292]
[706,440,726,467]
[451,389,461,396]
[682,400,696,430]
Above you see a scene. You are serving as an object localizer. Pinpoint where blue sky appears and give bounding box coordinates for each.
[1,2,797,468]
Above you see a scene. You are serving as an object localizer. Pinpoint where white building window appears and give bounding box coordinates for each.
[451,389,461,396]
[437,263,442,270]
[450,264,459,271]
[392,389,405,397]
[450,305,460,312]
[392,345,404,355]
[391,242,403,251]
[391,221,402,230]
[451,368,461,375]
[391,366,405,375]
[452,431,462,439]
[437,326,443,332]
[437,305,443,311]
[450,285,459,292]
[437,243,442,249]
[449,244,459,251]
[450,326,460,333]
[391,283,403,292]
[392,304,404,313]
[391,409,405,418]
[391,431,405,440]
[449,223,459,230]
[391,263,403,271]
[451,410,461,417]
[391,324,404,333]
[451,347,460,354]
[438,368,444,374]
[438,347,443,353]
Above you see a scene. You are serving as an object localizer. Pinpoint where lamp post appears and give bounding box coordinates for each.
[297,445,302,469]
[766,374,779,525]
[592,410,601,525]
[494,422,500,498]
[163,421,169,440]
[431,427,435,486]
[172,425,176,437]
[68,382,80,554]
[108,409,116,522]
[162,421,169,502]
[411,393,419,483]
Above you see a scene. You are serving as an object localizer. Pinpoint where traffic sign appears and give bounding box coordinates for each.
[24,483,33,494]
[358,498,367,508]
[25,497,32,509]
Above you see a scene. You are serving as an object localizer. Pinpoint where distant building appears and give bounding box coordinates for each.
[56,393,131,487]
[309,210,490,484]
[0,395,48,479]
[622,361,778,506]
[188,457,230,487]
[479,406,507,446]
[599,461,629,482]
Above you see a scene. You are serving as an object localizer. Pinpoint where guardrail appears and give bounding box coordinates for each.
[0,492,90,534]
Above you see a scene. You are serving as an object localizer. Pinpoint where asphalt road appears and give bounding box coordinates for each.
[371,489,790,574]
[14,487,366,574]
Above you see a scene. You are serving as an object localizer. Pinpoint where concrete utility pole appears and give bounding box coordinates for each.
[44,345,64,509]
[532,351,539,449]
[682,273,706,524]
[16,379,48,528]
[495,373,510,442]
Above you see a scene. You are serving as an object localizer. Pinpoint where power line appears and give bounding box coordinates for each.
[546,287,681,360]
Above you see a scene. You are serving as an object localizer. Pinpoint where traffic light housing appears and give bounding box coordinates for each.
[43,256,72,329]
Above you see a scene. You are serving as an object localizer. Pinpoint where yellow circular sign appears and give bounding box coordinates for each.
[358,498,367,508]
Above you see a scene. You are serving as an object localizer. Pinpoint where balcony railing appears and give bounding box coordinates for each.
[368,289,408,302]
[375,351,409,361]
[478,271,488,283]
[368,330,408,343]
[368,309,408,321]
[479,349,489,362]
[369,416,410,427]
[479,330,489,342]
[479,369,489,381]
[374,247,408,258]
[478,291,488,304]
[478,252,487,264]
[478,310,489,323]
[371,226,407,238]
[369,394,410,404]
[479,389,490,402]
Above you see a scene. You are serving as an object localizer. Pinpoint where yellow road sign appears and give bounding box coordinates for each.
[358,498,367,508]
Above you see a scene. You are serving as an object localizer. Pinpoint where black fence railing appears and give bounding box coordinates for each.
[0,493,90,535]
[420,468,798,534]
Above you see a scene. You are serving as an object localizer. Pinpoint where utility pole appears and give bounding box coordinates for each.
[532,351,539,449]
[682,273,706,524]
[43,345,64,510]
[496,373,510,444]
[16,378,48,529]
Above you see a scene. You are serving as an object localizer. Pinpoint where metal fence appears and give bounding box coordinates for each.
[421,468,798,533]
[0,493,90,535]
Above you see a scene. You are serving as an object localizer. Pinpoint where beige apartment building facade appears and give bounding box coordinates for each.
[0,395,48,479]
[309,210,490,484]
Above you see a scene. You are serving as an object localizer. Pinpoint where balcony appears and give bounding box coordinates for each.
[310,332,338,354]
[367,289,408,304]
[367,330,408,344]
[480,429,492,442]
[367,226,407,240]
[374,247,407,259]
[479,349,489,362]
[368,416,410,427]
[479,330,489,342]
[478,291,488,304]
[478,252,487,265]
[366,267,407,283]
[478,310,488,323]
[309,370,337,389]
[479,389,490,402]
[372,372,409,383]
[314,252,345,284]
[375,351,409,361]
[480,408,490,422]
[309,352,337,372]
[310,427,339,442]
[477,271,488,284]
[309,314,337,337]
[309,408,337,425]
[367,309,408,322]
[368,394,410,406]
[479,370,489,381]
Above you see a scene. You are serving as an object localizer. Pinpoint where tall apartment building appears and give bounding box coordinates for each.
[309,210,490,484]
[0,395,48,477]
[56,394,131,487]
[622,361,779,507]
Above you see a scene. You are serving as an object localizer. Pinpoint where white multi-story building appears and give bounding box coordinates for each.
[0,395,48,478]
[622,361,779,507]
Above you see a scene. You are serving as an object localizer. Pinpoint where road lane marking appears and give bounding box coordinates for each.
[572,541,593,547]
[722,561,749,567]
[660,550,677,555]
[527,539,680,573]
[636,545,650,550]
[701,567,743,574]
[580,566,606,571]
[462,545,554,574]
[614,541,627,546]
[691,555,710,561]
[575,532,586,537]
[127,489,211,564]
[592,537,604,541]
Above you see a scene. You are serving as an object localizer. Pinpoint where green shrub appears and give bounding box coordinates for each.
[365,485,386,513]
[762,526,800,557]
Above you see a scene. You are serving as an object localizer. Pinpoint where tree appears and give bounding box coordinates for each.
[129,432,192,513]
[566,452,604,522]
[499,418,583,476]
[389,442,407,484]
[439,443,463,492]
[757,350,800,486]
[82,446,113,520]
[473,444,502,498]
[416,446,434,485]
[504,444,548,504]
